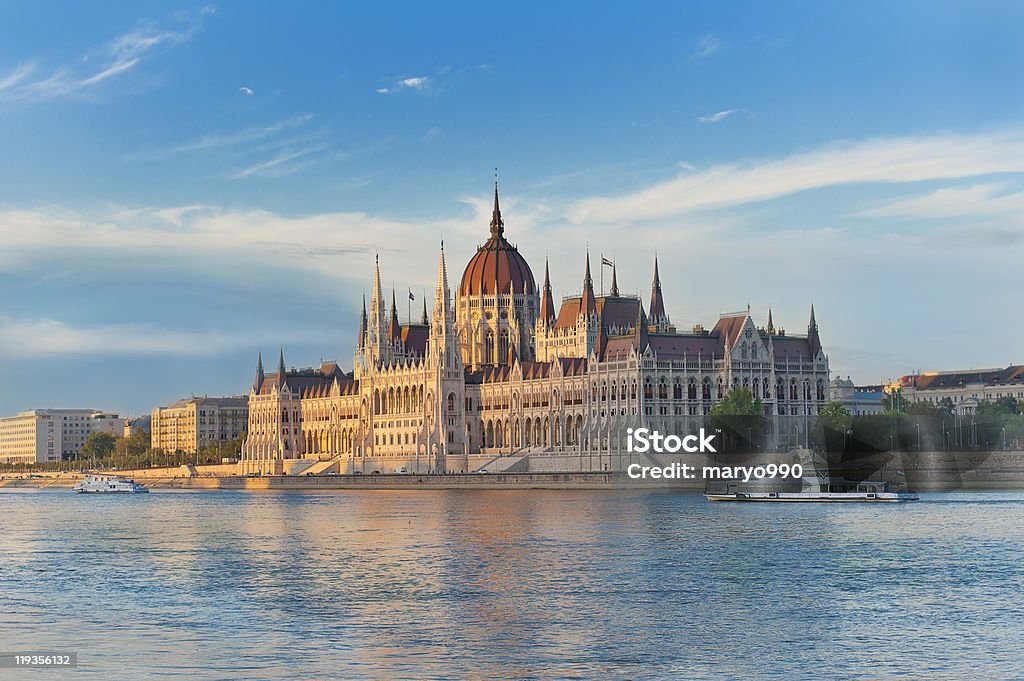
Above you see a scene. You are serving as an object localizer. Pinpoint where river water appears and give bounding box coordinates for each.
[1,489,1022,680]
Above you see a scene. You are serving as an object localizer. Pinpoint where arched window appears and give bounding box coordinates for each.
[644,379,653,400]
[687,379,697,400]
[658,379,667,400]
[447,393,455,414]
[702,378,711,400]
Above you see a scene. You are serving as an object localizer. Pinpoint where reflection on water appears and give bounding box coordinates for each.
[1,489,1023,680]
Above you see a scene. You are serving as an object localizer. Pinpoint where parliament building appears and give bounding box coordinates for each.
[240,185,830,475]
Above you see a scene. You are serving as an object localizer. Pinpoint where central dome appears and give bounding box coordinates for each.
[459,185,536,297]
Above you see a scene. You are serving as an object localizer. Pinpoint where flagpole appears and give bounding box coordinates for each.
[407,290,411,325]
[600,253,604,296]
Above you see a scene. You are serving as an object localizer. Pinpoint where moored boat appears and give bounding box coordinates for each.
[73,475,149,494]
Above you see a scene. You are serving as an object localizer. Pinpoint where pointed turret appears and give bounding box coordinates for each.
[421,298,428,325]
[767,308,775,335]
[277,348,287,385]
[539,257,556,324]
[580,251,597,317]
[357,294,367,349]
[489,180,504,238]
[389,289,400,339]
[649,254,667,329]
[255,351,265,392]
[807,303,822,356]
[609,262,619,297]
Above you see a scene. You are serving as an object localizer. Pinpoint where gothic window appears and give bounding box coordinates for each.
[447,393,455,414]
[658,379,668,400]
[674,380,684,400]
[791,380,798,401]
[644,379,653,400]
[485,331,495,364]
[777,379,784,400]
[702,378,711,400]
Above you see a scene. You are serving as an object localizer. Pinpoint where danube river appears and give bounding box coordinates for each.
[1,489,1023,680]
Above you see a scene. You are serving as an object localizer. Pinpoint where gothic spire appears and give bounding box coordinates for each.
[540,257,556,324]
[609,261,619,297]
[808,303,822,356]
[255,351,264,391]
[421,297,428,325]
[489,176,504,239]
[767,307,775,335]
[581,250,597,316]
[357,294,367,349]
[649,254,666,327]
[277,348,286,385]
[389,288,400,339]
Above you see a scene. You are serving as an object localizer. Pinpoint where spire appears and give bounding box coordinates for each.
[389,288,400,339]
[255,351,265,391]
[581,250,596,316]
[609,262,619,297]
[540,257,556,324]
[357,294,367,349]
[421,298,428,325]
[649,254,666,327]
[807,303,821,356]
[489,175,504,239]
[277,348,286,385]
[767,308,775,335]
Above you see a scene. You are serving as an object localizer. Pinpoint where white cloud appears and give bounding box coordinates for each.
[0,317,324,357]
[401,76,429,89]
[692,34,720,59]
[377,74,432,94]
[856,182,1024,219]
[0,63,35,91]
[0,11,208,102]
[566,128,1024,224]
[239,86,254,95]
[162,114,314,154]
[226,143,327,179]
[698,109,739,124]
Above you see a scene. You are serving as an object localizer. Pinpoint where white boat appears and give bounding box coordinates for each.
[73,475,149,494]
[705,468,918,503]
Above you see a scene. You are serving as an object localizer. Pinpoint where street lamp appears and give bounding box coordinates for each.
[915,422,921,452]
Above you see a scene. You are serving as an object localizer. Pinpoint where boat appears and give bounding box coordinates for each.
[704,467,918,503]
[73,475,149,494]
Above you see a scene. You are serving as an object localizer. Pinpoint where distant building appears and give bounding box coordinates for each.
[898,365,1024,415]
[123,415,152,439]
[829,377,885,416]
[150,397,248,454]
[0,409,122,464]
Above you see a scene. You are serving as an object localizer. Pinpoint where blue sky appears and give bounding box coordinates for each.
[0,1,1022,417]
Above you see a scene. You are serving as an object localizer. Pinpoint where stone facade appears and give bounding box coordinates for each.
[0,409,121,464]
[240,186,830,475]
[151,397,248,455]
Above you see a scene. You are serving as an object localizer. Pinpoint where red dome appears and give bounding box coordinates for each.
[458,186,536,297]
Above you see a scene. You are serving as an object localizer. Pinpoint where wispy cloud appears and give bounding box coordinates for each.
[163,114,314,155]
[226,143,327,179]
[698,108,743,124]
[0,10,209,102]
[567,128,1024,224]
[692,34,721,59]
[239,86,254,95]
[856,182,1024,219]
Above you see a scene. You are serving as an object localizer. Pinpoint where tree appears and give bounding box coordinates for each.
[81,432,116,466]
[707,387,766,452]
[815,402,852,453]
[882,389,907,413]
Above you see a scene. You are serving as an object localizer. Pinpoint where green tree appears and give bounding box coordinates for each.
[707,387,765,452]
[815,402,852,453]
[882,389,907,413]
[81,432,116,466]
